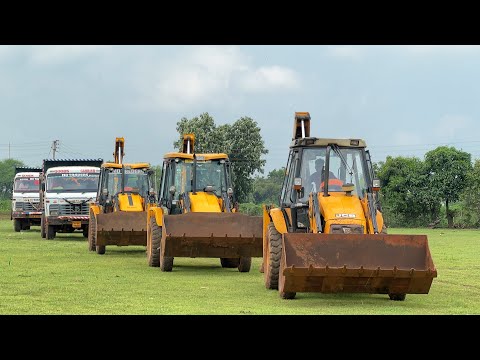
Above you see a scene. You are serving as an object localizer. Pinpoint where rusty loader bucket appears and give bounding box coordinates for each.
[279,233,437,298]
[161,212,263,258]
[96,211,147,246]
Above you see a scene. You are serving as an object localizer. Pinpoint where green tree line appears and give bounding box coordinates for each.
[2,113,480,229]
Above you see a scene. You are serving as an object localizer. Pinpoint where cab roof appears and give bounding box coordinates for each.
[101,162,151,169]
[163,152,229,161]
[290,137,367,148]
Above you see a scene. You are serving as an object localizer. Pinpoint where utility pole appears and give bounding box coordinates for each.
[51,140,59,159]
[8,142,10,159]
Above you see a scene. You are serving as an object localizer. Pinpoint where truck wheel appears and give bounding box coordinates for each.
[47,225,56,240]
[41,216,46,238]
[220,258,240,268]
[13,219,21,232]
[389,293,406,301]
[96,245,106,255]
[238,257,251,272]
[147,217,160,267]
[265,223,282,290]
[88,212,96,251]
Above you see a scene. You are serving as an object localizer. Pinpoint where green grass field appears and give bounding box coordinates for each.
[1,214,478,315]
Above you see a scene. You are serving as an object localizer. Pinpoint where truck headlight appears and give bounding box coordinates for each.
[50,210,58,216]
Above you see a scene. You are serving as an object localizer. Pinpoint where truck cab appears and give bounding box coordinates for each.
[11,167,42,232]
[40,159,102,240]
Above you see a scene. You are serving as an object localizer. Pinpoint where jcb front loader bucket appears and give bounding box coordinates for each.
[96,211,147,246]
[161,212,263,258]
[279,233,437,298]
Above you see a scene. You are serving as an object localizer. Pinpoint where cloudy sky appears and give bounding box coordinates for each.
[1,45,479,174]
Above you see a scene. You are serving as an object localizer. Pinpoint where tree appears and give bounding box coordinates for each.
[424,146,472,228]
[173,113,268,203]
[376,156,441,227]
[0,158,26,200]
[252,168,285,205]
[459,159,480,227]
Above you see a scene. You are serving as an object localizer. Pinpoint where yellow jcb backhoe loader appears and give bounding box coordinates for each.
[262,112,437,300]
[88,137,156,254]
[146,134,263,272]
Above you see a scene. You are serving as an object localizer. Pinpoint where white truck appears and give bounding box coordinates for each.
[40,159,103,240]
[11,166,42,232]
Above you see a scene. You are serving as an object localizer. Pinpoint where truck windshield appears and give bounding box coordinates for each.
[173,159,228,197]
[14,177,40,192]
[47,173,100,192]
[107,169,149,197]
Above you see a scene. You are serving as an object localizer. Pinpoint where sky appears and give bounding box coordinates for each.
[1,45,479,175]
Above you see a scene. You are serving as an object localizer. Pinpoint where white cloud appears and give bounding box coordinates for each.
[326,45,364,59]
[28,45,110,65]
[239,66,300,92]
[136,45,300,111]
[434,114,472,138]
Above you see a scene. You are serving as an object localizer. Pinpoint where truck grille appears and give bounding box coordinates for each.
[15,201,41,211]
[330,224,364,234]
[49,203,90,216]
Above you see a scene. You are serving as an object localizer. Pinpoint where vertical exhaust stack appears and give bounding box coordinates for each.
[293,112,311,140]
[182,134,195,154]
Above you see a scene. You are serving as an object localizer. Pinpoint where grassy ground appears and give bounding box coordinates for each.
[0,213,478,315]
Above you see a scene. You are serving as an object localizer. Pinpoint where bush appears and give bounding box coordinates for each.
[239,202,262,216]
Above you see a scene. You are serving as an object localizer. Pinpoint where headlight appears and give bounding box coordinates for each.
[50,210,58,216]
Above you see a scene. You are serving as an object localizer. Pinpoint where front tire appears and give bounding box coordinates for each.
[147,217,160,267]
[13,219,21,232]
[264,223,282,290]
[96,245,106,255]
[389,293,406,301]
[220,258,240,268]
[88,211,96,251]
[238,257,251,272]
[47,225,56,240]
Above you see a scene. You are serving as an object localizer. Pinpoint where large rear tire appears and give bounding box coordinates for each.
[88,211,96,251]
[13,219,21,232]
[264,223,282,290]
[220,258,240,268]
[41,215,46,238]
[238,257,251,272]
[147,217,160,267]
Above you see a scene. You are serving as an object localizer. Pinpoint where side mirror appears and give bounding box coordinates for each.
[227,187,234,196]
[293,177,302,191]
[372,178,381,191]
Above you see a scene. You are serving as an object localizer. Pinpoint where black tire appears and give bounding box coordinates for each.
[47,225,56,240]
[220,258,240,268]
[13,219,21,232]
[96,245,106,255]
[40,215,46,238]
[147,217,160,267]
[88,212,96,251]
[264,223,282,290]
[238,257,251,272]
[82,226,88,238]
[23,224,30,230]
[280,291,296,299]
[389,293,406,301]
